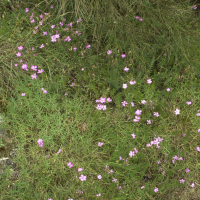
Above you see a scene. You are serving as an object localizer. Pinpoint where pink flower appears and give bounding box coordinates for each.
[37,139,43,147]
[131,133,136,138]
[31,73,37,80]
[121,54,126,58]
[78,168,83,172]
[18,46,23,50]
[129,151,135,157]
[130,102,134,107]
[57,149,62,154]
[166,88,170,91]
[154,112,160,117]
[121,101,128,107]
[67,162,73,168]
[154,187,159,192]
[41,88,47,93]
[98,142,104,146]
[79,174,87,181]
[141,100,146,104]
[16,52,21,57]
[175,108,180,115]
[135,109,142,115]
[190,183,195,187]
[180,179,185,184]
[147,120,151,124]
[97,175,102,179]
[185,168,190,173]
[40,44,45,48]
[133,116,140,122]
[107,97,112,102]
[193,5,197,9]
[112,178,117,182]
[147,79,152,84]
[124,67,129,72]
[107,50,112,55]
[123,84,127,89]
[130,79,136,85]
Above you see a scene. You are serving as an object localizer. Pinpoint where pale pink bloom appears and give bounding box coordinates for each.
[131,133,136,138]
[147,79,152,84]
[31,73,37,80]
[40,44,45,48]
[190,183,195,187]
[123,84,127,89]
[107,97,112,102]
[166,88,170,91]
[180,179,185,184]
[130,79,136,85]
[98,142,104,146]
[141,100,146,104]
[79,174,87,181]
[175,108,180,115]
[18,46,23,50]
[97,175,102,179]
[107,50,112,55]
[135,109,142,115]
[129,151,135,157]
[154,112,160,117]
[147,120,151,124]
[16,52,21,57]
[124,67,129,72]
[133,116,140,122]
[112,178,117,182]
[154,188,159,192]
[78,168,83,172]
[185,168,190,173]
[37,69,43,74]
[57,149,62,154]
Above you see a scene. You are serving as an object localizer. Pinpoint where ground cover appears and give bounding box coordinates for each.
[0,0,200,199]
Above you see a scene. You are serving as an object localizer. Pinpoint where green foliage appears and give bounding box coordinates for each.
[0,0,200,199]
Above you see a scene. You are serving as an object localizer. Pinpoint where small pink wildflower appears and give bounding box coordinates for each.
[79,174,87,181]
[154,188,159,192]
[98,142,104,146]
[180,179,185,184]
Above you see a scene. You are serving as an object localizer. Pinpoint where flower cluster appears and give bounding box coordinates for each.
[96,97,112,110]
[172,155,183,164]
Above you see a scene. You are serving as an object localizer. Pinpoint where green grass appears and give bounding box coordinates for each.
[0,0,200,199]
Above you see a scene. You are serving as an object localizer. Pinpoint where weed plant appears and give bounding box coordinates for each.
[0,0,200,199]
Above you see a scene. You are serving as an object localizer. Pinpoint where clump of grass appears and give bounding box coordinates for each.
[0,0,200,199]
